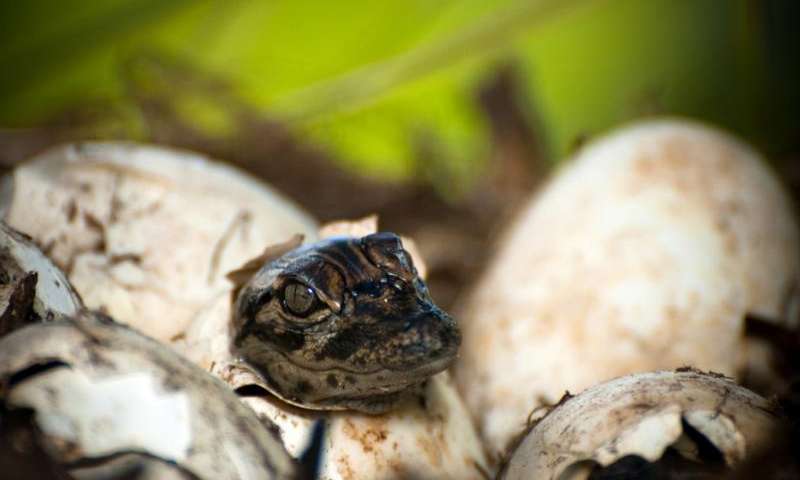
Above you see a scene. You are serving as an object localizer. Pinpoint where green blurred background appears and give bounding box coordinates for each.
[0,0,798,310]
[0,0,798,190]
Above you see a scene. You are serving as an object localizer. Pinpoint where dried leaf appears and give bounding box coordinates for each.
[226,234,304,294]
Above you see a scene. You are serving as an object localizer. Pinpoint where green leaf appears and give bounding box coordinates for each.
[0,0,776,189]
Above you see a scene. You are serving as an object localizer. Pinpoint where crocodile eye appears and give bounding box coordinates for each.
[283,282,318,317]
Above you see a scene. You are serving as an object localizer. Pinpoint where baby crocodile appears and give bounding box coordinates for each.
[231,232,461,413]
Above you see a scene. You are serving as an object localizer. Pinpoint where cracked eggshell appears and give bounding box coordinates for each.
[0,142,318,342]
[501,370,780,479]
[224,365,491,480]
[456,119,800,455]
[178,218,490,480]
[0,312,297,480]
[218,361,491,480]
[0,222,82,334]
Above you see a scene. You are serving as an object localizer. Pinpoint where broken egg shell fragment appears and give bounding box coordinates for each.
[455,119,800,455]
[501,370,780,480]
[0,222,82,334]
[234,369,491,480]
[0,142,318,342]
[0,312,297,480]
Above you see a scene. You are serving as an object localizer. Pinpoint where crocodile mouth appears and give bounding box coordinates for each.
[381,348,457,377]
[336,354,453,394]
[315,389,409,413]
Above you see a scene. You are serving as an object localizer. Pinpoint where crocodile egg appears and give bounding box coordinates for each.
[0,311,297,480]
[0,142,318,342]
[455,119,799,456]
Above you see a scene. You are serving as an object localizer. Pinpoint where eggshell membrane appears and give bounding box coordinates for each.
[456,119,799,455]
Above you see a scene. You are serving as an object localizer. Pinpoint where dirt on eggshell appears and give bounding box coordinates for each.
[500,369,781,480]
[455,119,800,457]
[0,311,298,480]
[0,142,318,342]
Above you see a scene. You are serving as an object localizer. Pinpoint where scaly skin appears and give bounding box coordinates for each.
[231,232,461,413]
